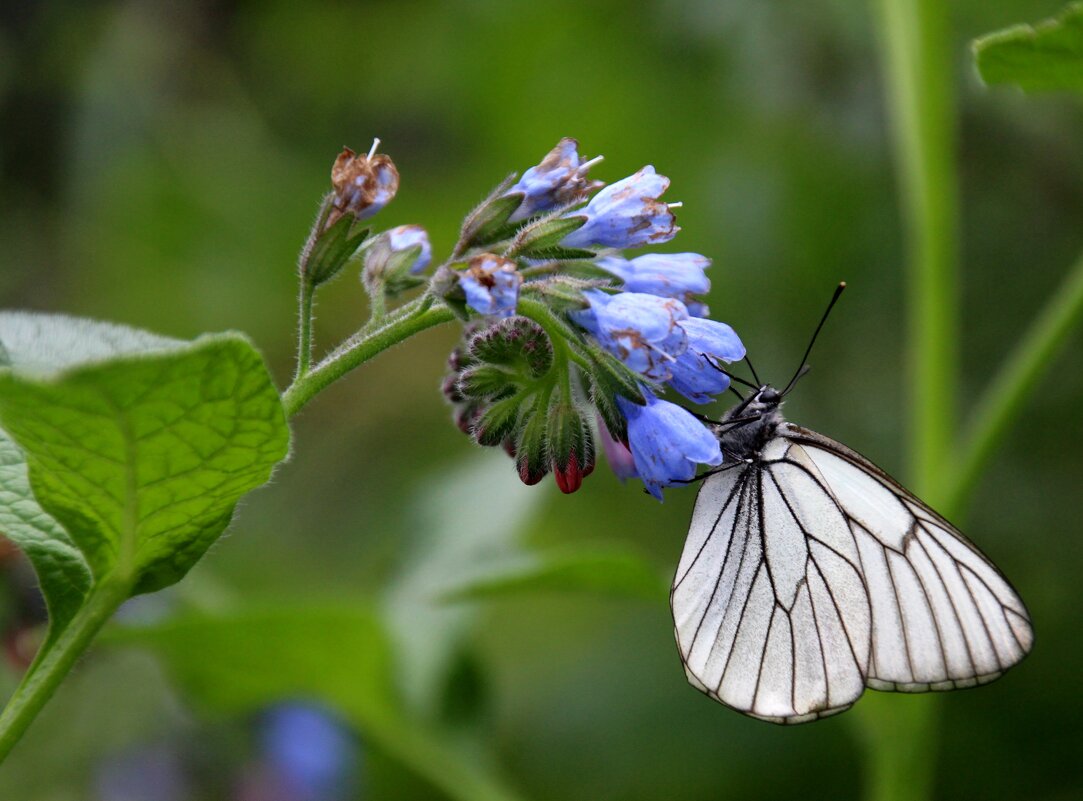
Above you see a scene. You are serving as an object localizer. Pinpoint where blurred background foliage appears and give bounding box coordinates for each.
[1,0,1081,799]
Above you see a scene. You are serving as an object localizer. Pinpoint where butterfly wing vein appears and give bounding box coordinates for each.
[672,427,1033,724]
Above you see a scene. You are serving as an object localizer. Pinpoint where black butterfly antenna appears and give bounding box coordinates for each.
[705,356,759,392]
[744,354,762,387]
[781,281,846,397]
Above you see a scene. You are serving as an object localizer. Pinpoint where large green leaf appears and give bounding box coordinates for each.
[0,312,179,371]
[0,429,90,643]
[974,2,1083,93]
[0,313,289,594]
[108,606,525,801]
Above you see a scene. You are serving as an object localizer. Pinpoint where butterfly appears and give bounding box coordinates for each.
[671,285,1033,724]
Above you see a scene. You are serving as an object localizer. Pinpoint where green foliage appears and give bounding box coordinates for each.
[0,429,90,645]
[974,2,1083,92]
[106,605,525,801]
[3,0,1083,798]
[0,314,290,595]
[440,544,668,603]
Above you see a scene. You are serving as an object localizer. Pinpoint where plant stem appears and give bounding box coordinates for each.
[281,296,455,418]
[295,282,315,380]
[0,577,131,762]
[877,0,960,500]
[863,1,959,799]
[946,249,1083,515]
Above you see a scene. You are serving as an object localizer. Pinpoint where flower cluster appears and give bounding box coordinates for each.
[435,138,746,499]
[301,136,744,499]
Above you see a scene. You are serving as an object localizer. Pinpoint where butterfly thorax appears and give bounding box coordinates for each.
[716,385,784,462]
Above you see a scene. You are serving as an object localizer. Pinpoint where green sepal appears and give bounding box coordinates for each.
[555,260,623,283]
[590,376,627,445]
[458,175,522,249]
[384,272,427,295]
[473,394,524,447]
[517,246,597,262]
[303,212,369,288]
[363,236,428,297]
[522,278,594,313]
[430,266,471,320]
[545,397,592,472]
[468,317,553,378]
[514,392,550,485]
[582,346,649,444]
[586,346,647,406]
[457,364,519,400]
[510,214,588,257]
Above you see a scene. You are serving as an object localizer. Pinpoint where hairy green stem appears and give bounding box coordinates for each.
[282,296,455,418]
[946,250,1083,515]
[862,0,959,799]
[0,577,131,762]
[295,282,315,380]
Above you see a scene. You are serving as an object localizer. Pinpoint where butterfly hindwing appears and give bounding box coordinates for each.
[779,425,1033,691]
[672,423,1033,724]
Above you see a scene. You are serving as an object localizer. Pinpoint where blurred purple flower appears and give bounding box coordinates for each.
[596,416,638,480]
[249,703,358,801]
[505,138,604,222]
[616,390,723,500]
[458,254,523,317]
[96,744,189,801]
[560,166,679,249]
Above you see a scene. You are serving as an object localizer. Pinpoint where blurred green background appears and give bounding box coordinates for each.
[1,0,1081,799]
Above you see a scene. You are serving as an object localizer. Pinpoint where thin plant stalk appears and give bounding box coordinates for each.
[862,0,960,799]
[946,251,1083,515]
[282,296,455,418]
[0,578,132,762]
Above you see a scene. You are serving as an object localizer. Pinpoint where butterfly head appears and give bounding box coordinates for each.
[716,385,785,461]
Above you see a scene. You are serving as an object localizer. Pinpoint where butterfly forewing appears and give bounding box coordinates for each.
[672,423,1033,724]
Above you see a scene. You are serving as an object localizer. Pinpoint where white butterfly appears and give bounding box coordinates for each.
[672,295,1033,724]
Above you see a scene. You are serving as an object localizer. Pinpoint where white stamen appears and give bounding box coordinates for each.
[577,155,605,173]
[367,137,381,159]
[667,202,684,209]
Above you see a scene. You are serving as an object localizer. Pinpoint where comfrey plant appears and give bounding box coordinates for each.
[0,136,745,762]
[292,137,746,499]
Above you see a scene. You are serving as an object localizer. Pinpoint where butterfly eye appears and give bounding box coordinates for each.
[758,388,780,403]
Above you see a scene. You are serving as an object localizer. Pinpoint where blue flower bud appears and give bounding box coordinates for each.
[505,138,605,223]
[362,225,432,296]
[329,139,399,225]
[616,389,723,500]
[666,317,746,404]
[458,254,523,317]
[571,289,688,380]
[560,166,679,249]
[386,224,432,273]
[596,253,710,314]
